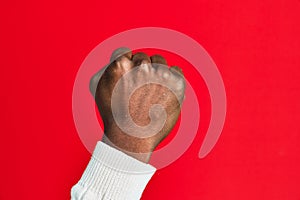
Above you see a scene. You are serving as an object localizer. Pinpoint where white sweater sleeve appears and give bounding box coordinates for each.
[71,142,156,200]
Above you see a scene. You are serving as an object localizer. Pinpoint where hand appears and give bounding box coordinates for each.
[91,48,186,163]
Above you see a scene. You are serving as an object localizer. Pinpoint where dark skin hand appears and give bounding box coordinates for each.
[91,48,186,163]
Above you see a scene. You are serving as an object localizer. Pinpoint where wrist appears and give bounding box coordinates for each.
[101,133,154,163]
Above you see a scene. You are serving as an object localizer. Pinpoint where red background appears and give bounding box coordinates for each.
[1,0,300,199]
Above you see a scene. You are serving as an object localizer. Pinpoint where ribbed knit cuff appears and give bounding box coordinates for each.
[72,141,156,200]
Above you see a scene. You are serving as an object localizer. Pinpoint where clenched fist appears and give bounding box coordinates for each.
[90,48,185,163]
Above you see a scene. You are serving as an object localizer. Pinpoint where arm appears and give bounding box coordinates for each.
[71,142,156,200]
[71,48,185,199]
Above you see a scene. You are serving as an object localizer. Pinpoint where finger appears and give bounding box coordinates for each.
[115,55,134,72]
[170,66,186,98]
[105,50,134,78]
[155,65,171,79]
[132,52,151,66]
[90,65,109,97]
[150,54,167,65]
[110,47,132,62]
[170,66,184,76]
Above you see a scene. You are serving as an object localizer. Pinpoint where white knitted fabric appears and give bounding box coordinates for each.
[71,142,156,200]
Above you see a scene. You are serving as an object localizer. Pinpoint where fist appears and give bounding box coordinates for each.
[91,48,185,162]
